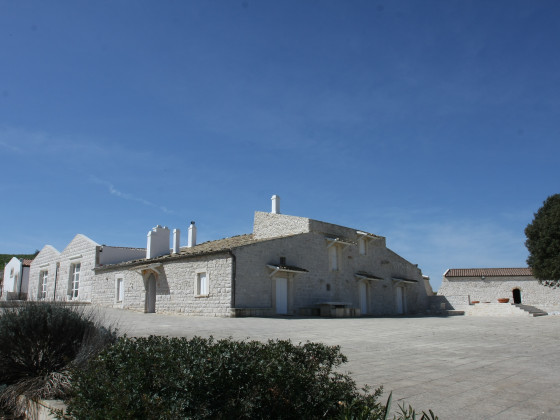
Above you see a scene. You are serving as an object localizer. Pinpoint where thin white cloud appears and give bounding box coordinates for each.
[90,176,175,214]
[0,125,159,164]
[0,126,48,153]
[0,140,23,153]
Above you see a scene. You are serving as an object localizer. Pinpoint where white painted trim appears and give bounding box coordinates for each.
[69,254,83,260]
[195,269,209,297]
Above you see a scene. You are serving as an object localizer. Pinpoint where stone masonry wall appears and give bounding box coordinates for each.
[93,253,233,316]
[438,276,560,310]
[253,212,311,239]
[234,225,428,315]
[28,245,60,301]
[55,235,99,302]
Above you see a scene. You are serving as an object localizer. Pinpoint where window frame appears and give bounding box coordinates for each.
[115,276,124,303]
[70,263,81,299]
[39,270,48,299]
[195,271,209,297]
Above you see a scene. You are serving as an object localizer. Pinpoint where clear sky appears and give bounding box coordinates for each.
[1,1,559,291]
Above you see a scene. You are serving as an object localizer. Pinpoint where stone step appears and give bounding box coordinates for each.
[464,302,536,317]
[513,303,548,317]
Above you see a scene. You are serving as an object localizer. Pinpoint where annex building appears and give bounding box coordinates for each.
[437,267,560,313]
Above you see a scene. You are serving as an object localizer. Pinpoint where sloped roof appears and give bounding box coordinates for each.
[445,268,533,277]
[22,259,34,266]
[175,234,261,256]
[96,234,269,271]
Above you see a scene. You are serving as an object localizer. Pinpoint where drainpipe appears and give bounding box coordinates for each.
[228,250,237,314]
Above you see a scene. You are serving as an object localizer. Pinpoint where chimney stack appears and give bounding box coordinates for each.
[172,229,181,254]
[271,195,280,214]
[146,225,171,259]
[188,221,197,248]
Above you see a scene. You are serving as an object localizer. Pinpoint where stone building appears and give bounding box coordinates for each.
[92,197,431,317]
[437,267,560,312]
[1,257,33,300]
[27,235,145,302]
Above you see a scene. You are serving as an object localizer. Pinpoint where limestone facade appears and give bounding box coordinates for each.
[27,245,60,301]
[93,253,233,315]
[93,211,430,317]
[27,235,145,302]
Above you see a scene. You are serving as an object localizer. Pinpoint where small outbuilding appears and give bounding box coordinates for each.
[438,267,560,313]
[1,257,33,301]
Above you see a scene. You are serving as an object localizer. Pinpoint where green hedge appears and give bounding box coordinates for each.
[67,336,385,419]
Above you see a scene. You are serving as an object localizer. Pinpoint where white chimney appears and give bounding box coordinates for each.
[172,228,181,254]
[146,225,171,259]
[188,221,197,247]
[271,194,280,214]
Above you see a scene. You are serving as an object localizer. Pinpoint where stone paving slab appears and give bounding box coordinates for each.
[92,308,560,420]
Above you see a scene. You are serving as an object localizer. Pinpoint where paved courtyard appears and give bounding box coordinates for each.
[96,308,560,420]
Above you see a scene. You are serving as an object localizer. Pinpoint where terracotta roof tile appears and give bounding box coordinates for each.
[22,259,34,266]
[445,268,533,277]
[96,234,267,270]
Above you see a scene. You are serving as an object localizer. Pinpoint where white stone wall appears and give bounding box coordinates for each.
[93,253,233,316]
[29,235,144,304]
[55,234,100,302]
[253,212,311,239]
[1,257,29,299]
[234,228,428,316]
[28,245,61,301]
[438,275,560,310]
[2,258,21,295]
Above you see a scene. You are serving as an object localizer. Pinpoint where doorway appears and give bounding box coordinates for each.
[359,281,368,315]
[275,277,288,315]
[395,286,406,315]
[512,288,522,304]
[145,273,156,313]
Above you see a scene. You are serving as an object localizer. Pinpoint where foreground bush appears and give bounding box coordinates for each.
[0,302,116,414]
[67,336,386,419]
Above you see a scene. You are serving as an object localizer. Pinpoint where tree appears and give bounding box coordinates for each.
[525,194,560,286]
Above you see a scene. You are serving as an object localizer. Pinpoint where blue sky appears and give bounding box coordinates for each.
[1,1,559,291]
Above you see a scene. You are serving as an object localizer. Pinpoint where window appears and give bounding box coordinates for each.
[116,277,124,303]
[196,272,208,296]
[39,271,48,299]
[328,246,339,271]
[70,263,81,299]
[358,238,367,255]
[9,268,14,279]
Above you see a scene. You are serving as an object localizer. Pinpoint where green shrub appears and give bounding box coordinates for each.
[67,336,386,420]
[0,302,116,413]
